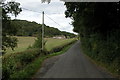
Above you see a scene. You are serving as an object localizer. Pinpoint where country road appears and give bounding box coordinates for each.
[35,41,113,78]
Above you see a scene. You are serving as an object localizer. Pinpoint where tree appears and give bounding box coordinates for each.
[2,1,22,52]
[9,19,76,38]
[64,2,120,74]
[64,2,119,37]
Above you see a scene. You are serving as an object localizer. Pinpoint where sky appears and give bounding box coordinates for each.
[5,0,77,34]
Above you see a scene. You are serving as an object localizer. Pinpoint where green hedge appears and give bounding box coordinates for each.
[80,32,120,76]
[2,48,43,80]
[2,39,77,79]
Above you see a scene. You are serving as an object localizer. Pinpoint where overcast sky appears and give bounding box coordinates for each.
[5,0,77,34]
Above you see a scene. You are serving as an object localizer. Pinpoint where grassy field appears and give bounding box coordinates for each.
[45,38,76,51]
[6,36,36,54]
[6,37,76,54]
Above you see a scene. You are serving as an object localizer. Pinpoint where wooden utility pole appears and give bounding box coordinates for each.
[42,11,44,50]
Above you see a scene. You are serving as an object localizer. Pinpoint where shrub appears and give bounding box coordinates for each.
[31,34,47,49]
[80,30,120,75]
[2,48,42,79]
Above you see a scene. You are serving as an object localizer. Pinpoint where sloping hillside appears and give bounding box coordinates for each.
[11,19,76,38]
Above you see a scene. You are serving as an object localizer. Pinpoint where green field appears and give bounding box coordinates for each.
[6,36,36,54]
[45,38,75,51]
[6,37,76,54]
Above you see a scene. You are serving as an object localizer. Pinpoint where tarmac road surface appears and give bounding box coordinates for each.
[42,41,113,78]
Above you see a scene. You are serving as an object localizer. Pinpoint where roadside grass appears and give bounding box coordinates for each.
[45,38,76,51]
[85,55,120,79]
[80,45,120,79]
[10,40,76,79]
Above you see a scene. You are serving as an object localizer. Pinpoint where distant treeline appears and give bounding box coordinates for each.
[11,19,76,38]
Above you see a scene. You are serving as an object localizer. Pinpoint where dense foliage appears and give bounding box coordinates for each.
[2,1,22,51]
[11,20,76,38]
[2,48,42,79]
[65,2,120,75]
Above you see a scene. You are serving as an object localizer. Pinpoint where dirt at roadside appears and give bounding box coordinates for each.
[32,54,63,78]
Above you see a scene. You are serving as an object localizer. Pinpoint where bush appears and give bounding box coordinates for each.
[31,34,47,49]
[80,30,120,75]
[32,35,42,48]
[2,48,42,79]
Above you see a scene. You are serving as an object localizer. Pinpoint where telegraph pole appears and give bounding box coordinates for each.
[42,11,44,50]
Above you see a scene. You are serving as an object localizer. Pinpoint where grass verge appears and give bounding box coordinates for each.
[80,45,120,79]
[10,40,76,79]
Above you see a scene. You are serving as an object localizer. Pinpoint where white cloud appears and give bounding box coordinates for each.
[7,0,76,34]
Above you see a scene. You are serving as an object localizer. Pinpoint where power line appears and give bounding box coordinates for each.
[44,13,63,27]
[22,8,62,14]
[22,7,42,13]
[22,7,63,28]
[21,7,65,50]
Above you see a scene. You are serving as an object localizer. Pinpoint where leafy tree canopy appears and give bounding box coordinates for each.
[64,2,120,74]
[2,1,22,51]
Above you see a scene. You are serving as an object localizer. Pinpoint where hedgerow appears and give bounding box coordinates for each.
[2,39,77,79]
